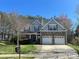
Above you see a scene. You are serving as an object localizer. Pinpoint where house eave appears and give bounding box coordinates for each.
[40,30,67,32]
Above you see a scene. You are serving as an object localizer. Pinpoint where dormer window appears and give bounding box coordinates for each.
[48,24,57,30]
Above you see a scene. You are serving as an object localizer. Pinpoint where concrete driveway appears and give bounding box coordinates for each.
[40,45,77,53]
[40,45,75,52]
[34,45,78,59]
[39,45,78,56]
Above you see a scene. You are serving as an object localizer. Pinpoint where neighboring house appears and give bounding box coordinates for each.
[0,26,10,40]
[21,17,67,45]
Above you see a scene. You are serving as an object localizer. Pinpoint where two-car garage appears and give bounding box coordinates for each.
[42,36,65,45]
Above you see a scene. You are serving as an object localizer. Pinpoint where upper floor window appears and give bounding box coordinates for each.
[48,24,57,30]
[34,25,39,31]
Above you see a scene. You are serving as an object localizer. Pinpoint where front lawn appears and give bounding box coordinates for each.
[0,41,37,54]
[0,45,37,54]
[21,45,36,54]
[68,44,79,54]
[0,45,16,54]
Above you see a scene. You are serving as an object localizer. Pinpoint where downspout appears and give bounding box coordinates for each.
[65,30,67,45]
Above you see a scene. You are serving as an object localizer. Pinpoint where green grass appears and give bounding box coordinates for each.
[21,45,36,54]
[0,41,37,54]
[0,45,16,54]
[68,44,79,54]
[0,41,13,45]
[0,41,8,45]
[0,40,15,54]
[0,45,37,54]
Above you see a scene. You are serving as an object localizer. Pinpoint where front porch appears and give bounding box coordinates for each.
[20,32,41,44]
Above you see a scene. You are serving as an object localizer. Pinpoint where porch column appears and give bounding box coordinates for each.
[29,34,31,39]
[36,33,37,41]
[40,32,42,45]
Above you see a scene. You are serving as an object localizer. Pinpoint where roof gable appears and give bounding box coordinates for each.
[28,20,42,32]
[32,20,42,25]
[41,18,67,31]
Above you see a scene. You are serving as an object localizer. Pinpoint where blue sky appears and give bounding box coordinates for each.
[0,0,79,29]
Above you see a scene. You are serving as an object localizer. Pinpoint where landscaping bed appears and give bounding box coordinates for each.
[68,44,79,54]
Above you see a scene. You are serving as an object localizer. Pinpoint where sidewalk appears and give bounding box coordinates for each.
[0,54,37,57]
[0,54,79,59]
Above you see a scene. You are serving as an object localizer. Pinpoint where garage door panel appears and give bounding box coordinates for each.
[42,36,52,44]
[54,36,65,45]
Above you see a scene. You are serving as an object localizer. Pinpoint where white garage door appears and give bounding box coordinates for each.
[54,36,65,45]
[42,36,52,44]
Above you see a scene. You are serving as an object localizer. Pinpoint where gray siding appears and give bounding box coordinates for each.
[41,19,65,31]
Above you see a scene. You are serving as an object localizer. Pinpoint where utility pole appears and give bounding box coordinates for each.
[16,15,20,59]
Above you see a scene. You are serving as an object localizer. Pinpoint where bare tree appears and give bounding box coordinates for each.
[9,12,21,58]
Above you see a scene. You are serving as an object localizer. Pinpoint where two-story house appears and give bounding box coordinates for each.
[21,17,67,45]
